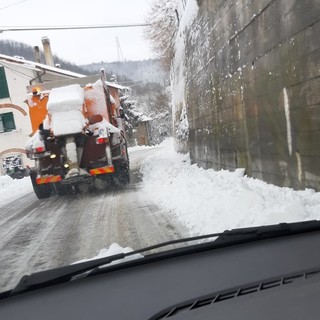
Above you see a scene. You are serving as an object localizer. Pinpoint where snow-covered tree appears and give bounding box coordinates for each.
[145,0,179,70]
[120,83,172,146]
[119,90,146,145]
[131,84,172,145]
[109,74,118,83]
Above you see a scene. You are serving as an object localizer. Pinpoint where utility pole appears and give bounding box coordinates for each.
[116,36,125,62]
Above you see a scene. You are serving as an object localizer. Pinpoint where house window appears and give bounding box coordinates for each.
[0,112,16,132]
[0,67,10,99]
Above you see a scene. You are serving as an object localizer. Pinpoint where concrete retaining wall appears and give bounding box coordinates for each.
[173,0,320,190]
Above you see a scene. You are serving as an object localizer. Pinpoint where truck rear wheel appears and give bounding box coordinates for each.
[113,162,130,186]
[30,172,52,199]
[122,164,130,184]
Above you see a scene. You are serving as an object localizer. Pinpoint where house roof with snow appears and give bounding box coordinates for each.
[0,53,85,78]
[0,54,128,90]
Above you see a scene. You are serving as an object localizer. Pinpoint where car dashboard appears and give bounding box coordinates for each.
[1,224,320,319]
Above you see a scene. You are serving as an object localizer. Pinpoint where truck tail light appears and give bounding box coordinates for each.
[35,146,45,153]
[96,137,109,144]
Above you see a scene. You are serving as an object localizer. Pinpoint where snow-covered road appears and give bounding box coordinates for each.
[0,146,188,292]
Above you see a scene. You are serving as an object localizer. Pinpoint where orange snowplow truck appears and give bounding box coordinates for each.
[25,72,129,199]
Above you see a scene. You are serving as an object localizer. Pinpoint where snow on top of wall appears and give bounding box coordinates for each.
[47,84,84,113]
[176,105,189,140]
[179,0,199,30]
[172,0,199,106]
[171,38,186,108]
[171,0,199,151]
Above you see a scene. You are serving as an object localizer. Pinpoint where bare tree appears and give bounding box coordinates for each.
[145,0,178,70]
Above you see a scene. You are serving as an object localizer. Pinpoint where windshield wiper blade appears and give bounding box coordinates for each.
[9,220,320,296]
[10,232,225,295]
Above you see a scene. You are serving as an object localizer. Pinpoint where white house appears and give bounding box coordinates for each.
[0,53,85,176]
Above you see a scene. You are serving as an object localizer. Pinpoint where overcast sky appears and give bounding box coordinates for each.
[0,0,154,65]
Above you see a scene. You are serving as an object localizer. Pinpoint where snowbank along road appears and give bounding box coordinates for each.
[0,146,189,292]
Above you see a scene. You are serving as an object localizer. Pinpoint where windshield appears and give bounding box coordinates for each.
[0,0,319,293]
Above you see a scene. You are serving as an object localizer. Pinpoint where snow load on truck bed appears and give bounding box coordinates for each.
[47,84,86,136]
[47,84,84,112]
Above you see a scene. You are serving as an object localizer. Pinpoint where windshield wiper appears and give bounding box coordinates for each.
[6,220,320,297]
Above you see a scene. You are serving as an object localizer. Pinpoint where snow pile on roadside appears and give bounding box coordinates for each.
[73,243,143,265]
[0,175,16,188]
[141,139,320,235]
[0,176,32,206]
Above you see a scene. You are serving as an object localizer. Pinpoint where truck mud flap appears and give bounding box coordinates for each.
[61,174,92,185]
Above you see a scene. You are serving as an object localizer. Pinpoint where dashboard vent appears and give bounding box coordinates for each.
[153,269,320,319]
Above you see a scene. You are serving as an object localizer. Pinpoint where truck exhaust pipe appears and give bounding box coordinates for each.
[34,46,41,63]
[41,36,54,67]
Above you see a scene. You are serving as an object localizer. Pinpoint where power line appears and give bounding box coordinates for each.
[0,0,27,12]
[0,23,150,33]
